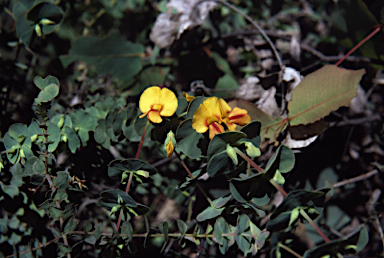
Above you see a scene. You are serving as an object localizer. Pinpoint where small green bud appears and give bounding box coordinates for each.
[20,149,25,158]
[61,134,67,142]
[226,144,238,165]
[244,141,261,159]
[30,134,38,142]
[58,115,65,129]
[118,195,124,204]
[272,169,285,185]
[110,205,120,216]
[135,170,149,178]
[34,24,42,37]
[39,18,55,26]
[121,171,130,183]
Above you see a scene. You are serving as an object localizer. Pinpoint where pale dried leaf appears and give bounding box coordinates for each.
[349,85,366,115]
[282,132,318,149]
[283,67,303,102]
[150,0,217,48]
[256,86,280,118]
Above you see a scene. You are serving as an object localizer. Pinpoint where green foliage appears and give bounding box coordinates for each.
[1,0,379,257]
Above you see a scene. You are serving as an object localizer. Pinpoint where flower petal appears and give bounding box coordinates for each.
[192,104,210,133]
[209,122,225,139]
[139,86,161,114]
[228,107,251,126]
[183,92,195,102]
[147,110,163,123]
[218,98,232,118]
[159,88,178,117]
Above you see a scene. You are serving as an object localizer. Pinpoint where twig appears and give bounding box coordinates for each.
[335,25,382,66]
[329,114,382,127]
[278,243,303,258]
[197,0,284,70]
[331,169,379,189]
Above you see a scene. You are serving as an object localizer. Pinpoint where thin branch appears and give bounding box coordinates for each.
[198,0,284,70]
[331,169,379,189]
[335,25,382,66]
[278,243,303,258]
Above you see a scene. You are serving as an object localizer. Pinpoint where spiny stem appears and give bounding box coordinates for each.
[335,25,382,66]
[299,208,330,243]
[175,151,213,206]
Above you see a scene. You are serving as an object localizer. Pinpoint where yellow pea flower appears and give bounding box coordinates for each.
[192,97,225,139]
[223,107,251,131]
[183,92,195,102]
[139,86,178,123]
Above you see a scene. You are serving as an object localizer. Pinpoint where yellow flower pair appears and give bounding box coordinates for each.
[138,86,251,156]
[192,96,251,139]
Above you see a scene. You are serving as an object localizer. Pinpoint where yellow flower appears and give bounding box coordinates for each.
[192,97,225,139]
[223,107,251,131]
[192,96,251,139]
[139,86,178,123]
[183,92,195,102]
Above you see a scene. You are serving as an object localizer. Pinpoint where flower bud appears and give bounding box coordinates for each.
[39,18,55,26]
[244,141,261,159]
[226,144,238,165]
[164,131,176,157]
[121,171,130,184]
[109,205,120,216]
[35,24,42,37]
[58,115,65,129]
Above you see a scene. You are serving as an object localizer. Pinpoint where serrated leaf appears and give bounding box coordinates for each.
[60,33,144,81]
[288,65,365,126]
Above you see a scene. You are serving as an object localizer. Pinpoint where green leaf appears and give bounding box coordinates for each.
[34,75,60,91]
[60,33,144,81]
[207,151,233,177]
[37,83,60,103]
[64,215,78,233]
[129,66,171,94]
[264,145,295,176]
[230,173,272,203]
[196,206,225,222]
[215,74,239,98]
[15,2,63,46]
[62,126,80,153]
[99,189,137,209]
[176,119,205,159]
[121,221,133,242]
[159,221,169,252]
[108,159,157,181]
[267,189,328,232]
[47,121,61,152]
[303,225,368,258]
[288,65,365,126]
[177,219,187,236]
[207,131,247,161]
